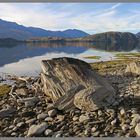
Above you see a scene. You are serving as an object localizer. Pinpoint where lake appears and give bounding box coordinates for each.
[0,42,139,76]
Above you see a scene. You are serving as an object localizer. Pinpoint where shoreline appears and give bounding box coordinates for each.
[0,58,140,137]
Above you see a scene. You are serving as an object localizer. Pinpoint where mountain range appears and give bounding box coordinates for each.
[0,19,89,40]
[136,32,140,37]
[0,18,140,49]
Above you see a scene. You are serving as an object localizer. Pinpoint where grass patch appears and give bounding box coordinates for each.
[83,56,101,60]
[115,52,140,61]
[115,52,140,58]
[90,60,121,70]
[0,84,11,96]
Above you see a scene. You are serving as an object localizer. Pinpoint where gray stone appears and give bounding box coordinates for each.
[84,129,90,135]
[91,127,97,133]
[106,109,115,114]
[135,123,140,136]
[18,82,26,88]
[22,111,36,117]
[37,113,48,120]
[120,108,125,116]
[17,122,25,128]
[98,110,103,116]
[0,107,16,118]
[27,122,48,136]
[17,97,39,107]
[48,109,57,117]
[26,118,36,124]
[131,114,140,127]
[47,104,54,111]
[79,114,90,123]
[45,117,53,122]
[11,132,17,136]
[93,131,100,137]
[56,115,65,122]
[73,116,79,121]
[9,125,15,129]
[44,129,53,136]
[16,88,28,96]
[3,127,9,132]
[112,101,119,106]
[53,131,62,137]
[13,118,19,124]
[121,124,129,131]
[13,126,18,131]
[111,119,117,126]
[25,101,35,107]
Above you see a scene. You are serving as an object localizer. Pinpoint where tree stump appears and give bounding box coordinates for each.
[41,57,116,112]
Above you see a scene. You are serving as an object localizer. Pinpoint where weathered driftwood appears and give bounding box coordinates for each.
[125,61,140,76]
[41,57,116,112]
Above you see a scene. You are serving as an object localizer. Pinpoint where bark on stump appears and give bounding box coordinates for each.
[41,57,116,112]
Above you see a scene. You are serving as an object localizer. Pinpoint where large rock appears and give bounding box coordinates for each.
[27,122,48,136]
[17,97,39,107]
[41,57,116,112]
[125,61,140,75]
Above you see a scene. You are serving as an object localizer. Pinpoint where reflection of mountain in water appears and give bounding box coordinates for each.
[0,43,87,67]
[27,41,139,51]
[0,41,139,67]
[88,42,138,51]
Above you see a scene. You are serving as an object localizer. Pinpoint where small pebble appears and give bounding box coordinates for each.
[45,117,53,122]
[120,108,125,116]
[44,129,53,136]
[26,118,36,124]
[91,127,97,133]
[37,113,48,120]
[48,109,57,117]
[79,114,90,123]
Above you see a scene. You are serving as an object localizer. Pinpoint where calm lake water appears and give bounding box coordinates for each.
[0,42,138,76]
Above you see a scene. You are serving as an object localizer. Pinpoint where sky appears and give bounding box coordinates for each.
[0,3,140,34]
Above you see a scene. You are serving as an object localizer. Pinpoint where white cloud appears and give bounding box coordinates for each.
[0,3,139,34]
[0,3,72,30]
[111,3,122,10]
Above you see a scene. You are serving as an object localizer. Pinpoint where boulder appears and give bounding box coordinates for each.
[125,61,140,75]
[27,122,48,136]
[17,97,39,107]
[41,57,116,112]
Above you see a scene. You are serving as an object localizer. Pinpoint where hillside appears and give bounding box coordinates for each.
[0,19,89,40]
[82,31,140,49]
[136,32,140,38]
[82,31,139,43]
[0,38,22,46]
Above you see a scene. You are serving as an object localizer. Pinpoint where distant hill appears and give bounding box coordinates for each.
[82,31,140,48]
[0,38,23,47]
[0,19,89,40]
[26,31,140,50]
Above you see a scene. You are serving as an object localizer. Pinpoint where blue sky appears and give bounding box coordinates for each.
[0,3,140,34]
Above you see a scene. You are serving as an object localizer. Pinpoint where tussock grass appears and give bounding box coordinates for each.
[0,84,11,96]
[83,56,101,60]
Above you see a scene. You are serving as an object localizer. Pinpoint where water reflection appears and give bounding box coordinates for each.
[0,42,138,76]
[26,41,139,51]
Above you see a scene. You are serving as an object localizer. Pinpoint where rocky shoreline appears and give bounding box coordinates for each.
[0,59,140,137]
